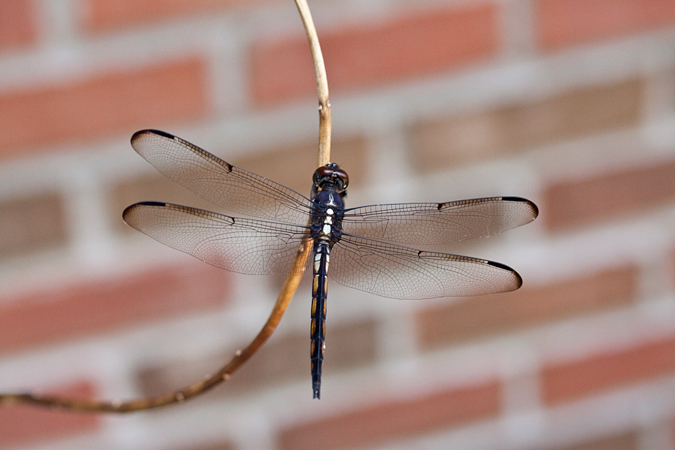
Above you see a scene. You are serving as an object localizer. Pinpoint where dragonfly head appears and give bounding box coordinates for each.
[313,163,349,193]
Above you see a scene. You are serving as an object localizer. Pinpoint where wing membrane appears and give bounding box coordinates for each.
[342,197,538,245]
[131,130,312,224]
[330,234,521,299]
[123,201,309,276]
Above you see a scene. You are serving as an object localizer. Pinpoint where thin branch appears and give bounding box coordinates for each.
[295,0,331,166]
[0,0,330,413]
[0,242,312,413]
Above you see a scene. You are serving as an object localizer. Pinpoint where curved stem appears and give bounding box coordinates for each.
[0,241,312,413]
[295,0,331,166]
[0,0,330,413]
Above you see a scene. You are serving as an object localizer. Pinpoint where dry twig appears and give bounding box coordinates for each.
[0,0,330,413]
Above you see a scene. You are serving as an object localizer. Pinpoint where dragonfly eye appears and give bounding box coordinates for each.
[313,163,349,192]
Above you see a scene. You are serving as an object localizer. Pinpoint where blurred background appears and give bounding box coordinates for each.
[0,0,674,449]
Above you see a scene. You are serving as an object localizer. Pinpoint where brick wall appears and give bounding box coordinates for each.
[0,0,674,449]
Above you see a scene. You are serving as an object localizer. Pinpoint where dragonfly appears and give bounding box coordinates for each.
[123,129,539,399]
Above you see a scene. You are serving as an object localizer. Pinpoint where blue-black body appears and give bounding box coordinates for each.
[123,130,539,401]
[308,168,347,399]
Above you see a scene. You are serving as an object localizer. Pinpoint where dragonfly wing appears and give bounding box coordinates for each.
[342,197,538,246]
[131,130,312,224]
[124,202,310,276]
[330,234,521,299]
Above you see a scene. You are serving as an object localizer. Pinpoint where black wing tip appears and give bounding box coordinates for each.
[122,201,167,220]
[137,201,168,207]
[131,129,176,143]
[487,260,523,288]
[501,196,539,219]
[486,259,514,272]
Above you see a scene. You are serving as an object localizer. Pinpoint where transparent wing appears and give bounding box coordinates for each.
[342,197,538,245]
[330,234,521,299]
[131,130,312,224]
[123,202,309,275]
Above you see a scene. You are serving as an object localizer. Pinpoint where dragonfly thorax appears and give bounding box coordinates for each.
[310,189,344,244]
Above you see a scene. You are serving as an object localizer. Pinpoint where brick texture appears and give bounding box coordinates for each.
[0,192,68,261]
[137,318,377,398]
[409,78,642,172]
[82,0,276,32]
[1,1,674,448]
[113,172,213,235]
[233,135,368,194]
[175,443,235,450]
[0,264,229,354]
[0,381,99,448]
[417,265,638,349]
[543,335,675,405]
[279,380,501,450]
[0,0,38,51]
[251,3,499,106]
[544,158,675,231]
[537,0,675,51]
[0,58,209,159]
[551,432,638,450]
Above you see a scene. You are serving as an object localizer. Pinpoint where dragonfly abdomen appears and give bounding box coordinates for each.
[310,240,330,399]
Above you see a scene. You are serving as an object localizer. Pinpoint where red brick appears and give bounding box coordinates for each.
[82,0,277,32]
[537,0,675,51]
[0,0,38,51]
[251,3,499,106]
[112,172,214,235]
[418,266,638,349]
[0,381,99,448]
[175,444,235,450]
[137,318,377,398]
[232,135,368,194]
[279,380,501,450]
[552,432,638,450]
[0,192,68,261]
[0,58,209,159]
[409,78,642,172]
[543,335,675,405]
[0,263,229,353]
[544,158,675,231]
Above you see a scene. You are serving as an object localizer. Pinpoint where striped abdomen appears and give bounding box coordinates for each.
[310,239,330,399]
